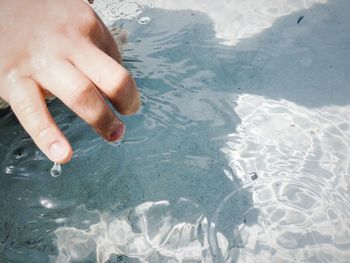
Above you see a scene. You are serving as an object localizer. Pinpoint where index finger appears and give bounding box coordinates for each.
[9,79,72,163]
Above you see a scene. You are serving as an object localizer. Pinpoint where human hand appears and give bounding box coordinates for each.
[0,0,140,163]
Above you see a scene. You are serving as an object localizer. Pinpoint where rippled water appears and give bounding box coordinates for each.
[1,0,350,262]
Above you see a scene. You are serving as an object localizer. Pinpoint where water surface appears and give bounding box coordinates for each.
[1,0,350,262]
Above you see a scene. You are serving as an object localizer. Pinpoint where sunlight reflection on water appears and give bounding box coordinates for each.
[52,95,350,262]
[218,94,350,262]
[93,0,327,45]
[54,199,213,262]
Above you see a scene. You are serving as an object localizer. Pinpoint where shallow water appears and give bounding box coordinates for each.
[1,0,350,262]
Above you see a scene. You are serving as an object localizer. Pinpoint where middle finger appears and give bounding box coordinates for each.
[34,59,125,142]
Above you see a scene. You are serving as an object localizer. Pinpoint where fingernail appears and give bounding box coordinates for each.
[109,122,125,142]
[49,141,68,161]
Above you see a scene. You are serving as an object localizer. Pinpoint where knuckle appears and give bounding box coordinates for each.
[90,108,109,129]
[111,69,131,92]
[33,124,52,141]
[59,7,99,38]
[68,79,92,105]
[112,75,140,115]
[12,97,51,139]
[85,11,98,27]
[125,90,141,115]
[79,7,99,32]
[13,96,38,117]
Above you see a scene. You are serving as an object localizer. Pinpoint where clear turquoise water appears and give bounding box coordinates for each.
[1,0,350,262]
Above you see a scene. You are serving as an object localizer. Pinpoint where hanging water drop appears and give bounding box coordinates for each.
[51,163,62,177]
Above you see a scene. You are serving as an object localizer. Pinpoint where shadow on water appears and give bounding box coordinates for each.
[0,0,349,261]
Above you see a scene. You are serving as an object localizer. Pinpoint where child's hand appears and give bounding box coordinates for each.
[0,0,140,163]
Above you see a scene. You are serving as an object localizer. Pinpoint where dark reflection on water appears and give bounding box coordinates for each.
[1,0,350,262]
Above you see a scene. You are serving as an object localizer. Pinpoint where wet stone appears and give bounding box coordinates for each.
[250,172,258,181]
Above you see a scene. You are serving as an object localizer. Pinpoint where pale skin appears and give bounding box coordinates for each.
[0,0,141,164]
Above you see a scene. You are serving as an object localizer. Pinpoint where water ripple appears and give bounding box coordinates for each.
[53,199,213,262]
[219,94,350,262]
[0,0,349,262]
[2,137,40,177]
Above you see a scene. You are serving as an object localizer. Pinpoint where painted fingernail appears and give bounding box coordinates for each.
[49,141,68,161]
[109,122,125,142]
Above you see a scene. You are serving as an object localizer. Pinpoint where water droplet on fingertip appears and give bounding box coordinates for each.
[51,163,62,177]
